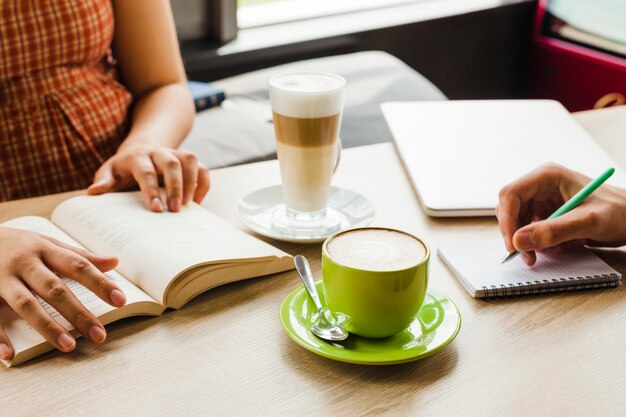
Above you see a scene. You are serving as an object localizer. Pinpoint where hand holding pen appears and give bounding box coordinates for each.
[496,164,626,266]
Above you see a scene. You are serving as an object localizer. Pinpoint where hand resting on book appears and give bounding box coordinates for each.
[496,163,626,266]
[0,193,292,366]
[87,144,210,213]
[0,227,127,361]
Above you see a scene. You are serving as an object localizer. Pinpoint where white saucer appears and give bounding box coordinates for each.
[236,185,375,243]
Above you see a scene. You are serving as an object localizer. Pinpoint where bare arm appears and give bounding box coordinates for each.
[112,0,194,149]
[88,0,210,211]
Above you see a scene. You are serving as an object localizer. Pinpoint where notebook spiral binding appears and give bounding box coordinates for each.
[480,273,621,297]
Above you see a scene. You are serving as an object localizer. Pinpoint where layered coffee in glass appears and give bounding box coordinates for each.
[268,72,345,236]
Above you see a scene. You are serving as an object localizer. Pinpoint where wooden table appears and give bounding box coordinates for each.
[1,107,625,417]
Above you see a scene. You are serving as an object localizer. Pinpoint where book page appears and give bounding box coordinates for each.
[51,193,290,304]
[438,239,622,295]
[0,216,159,366]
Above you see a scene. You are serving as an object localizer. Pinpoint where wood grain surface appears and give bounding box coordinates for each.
[0,107,625,417]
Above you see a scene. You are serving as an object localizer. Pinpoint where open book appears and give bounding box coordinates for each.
[438,239,622,298]
[0,192,293,367]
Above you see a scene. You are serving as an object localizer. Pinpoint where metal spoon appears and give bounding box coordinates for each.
[294,255,349,342]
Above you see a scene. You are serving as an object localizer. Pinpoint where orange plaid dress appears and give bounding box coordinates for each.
[0,0,132,201]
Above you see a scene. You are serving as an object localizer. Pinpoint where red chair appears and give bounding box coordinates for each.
[528,0,626,111]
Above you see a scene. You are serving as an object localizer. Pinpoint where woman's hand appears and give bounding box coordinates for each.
[496,163,626,266]
[0,227,127,360]
[87,145,210,212]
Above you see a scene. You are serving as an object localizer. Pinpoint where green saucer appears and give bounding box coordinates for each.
[280,281,462,365]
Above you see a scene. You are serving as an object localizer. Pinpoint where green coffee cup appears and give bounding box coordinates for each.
[321,227,429,338]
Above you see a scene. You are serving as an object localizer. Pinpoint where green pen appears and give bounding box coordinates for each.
[501,167,616,264]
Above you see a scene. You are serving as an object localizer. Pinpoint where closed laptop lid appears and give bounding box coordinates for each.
[382,100,626,217]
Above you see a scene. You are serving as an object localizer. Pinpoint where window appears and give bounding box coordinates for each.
[237,0,422,29]
[172,0,237,43]
[173,0,499,46]
[239,0,289,4]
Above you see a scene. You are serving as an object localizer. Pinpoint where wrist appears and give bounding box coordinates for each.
[116,135,160,153]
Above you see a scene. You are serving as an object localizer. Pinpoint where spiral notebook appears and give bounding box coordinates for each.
[438,239,622,298]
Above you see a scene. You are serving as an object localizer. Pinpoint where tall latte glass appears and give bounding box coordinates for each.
[269,72,345,235]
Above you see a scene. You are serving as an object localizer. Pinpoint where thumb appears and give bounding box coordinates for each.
[87,165,116,195]
[513,211,591,252]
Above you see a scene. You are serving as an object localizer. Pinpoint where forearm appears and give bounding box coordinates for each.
[118,82,194,152]
[89,0,210,208]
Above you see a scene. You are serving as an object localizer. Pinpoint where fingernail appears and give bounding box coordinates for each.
[0,343,11,359]
[516,231,536,251]
[169,197,181,212]
[151,198,164,212]
[88,326,107,344]
[183,192,192,204]
[110,288,126,306]
[57,333,76,352]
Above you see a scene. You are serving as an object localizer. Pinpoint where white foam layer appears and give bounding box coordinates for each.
[327,229,426,271]
[269,72,345,118]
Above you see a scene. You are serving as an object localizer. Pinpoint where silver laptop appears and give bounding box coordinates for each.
[382,100,626,217]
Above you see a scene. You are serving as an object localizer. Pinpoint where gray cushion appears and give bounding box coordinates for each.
[180,51,446,169]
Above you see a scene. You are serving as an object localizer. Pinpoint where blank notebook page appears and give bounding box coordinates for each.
[438,239,621,298]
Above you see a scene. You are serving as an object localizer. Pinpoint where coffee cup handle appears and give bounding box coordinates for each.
[332,137,342,175]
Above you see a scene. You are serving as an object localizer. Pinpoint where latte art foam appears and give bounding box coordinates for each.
[327,229,426,271]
